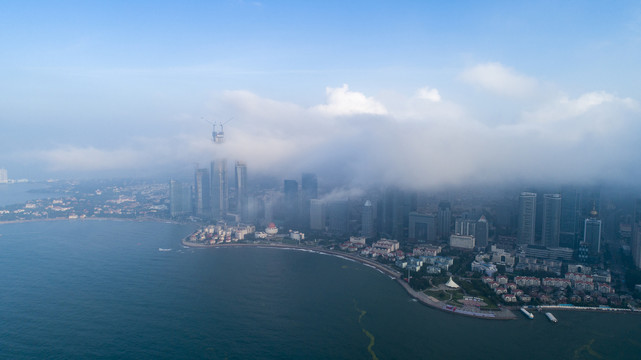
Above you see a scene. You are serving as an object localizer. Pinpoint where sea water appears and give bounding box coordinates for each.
[1,220,640,359]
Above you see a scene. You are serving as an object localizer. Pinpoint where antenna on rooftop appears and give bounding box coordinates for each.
[203,117,234,144]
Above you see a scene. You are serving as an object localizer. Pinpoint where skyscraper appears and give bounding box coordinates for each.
[283,179,299,227]
[583,205,601,255]
[632,198,641,269]
[378,188,394,237]
[475,215,489,248]
[194,168,211,217]
[301,173,318,228]
[455,218,476,236]
[169,179,192,217]
[210,160,228,220]
[437,201,451,241]
[310,199,325,230]
[327,200,349,234]
[235,161,248,221]
[409,212,437,243]
[560,186,581,249]
[377,187,414,240]
[542,194,562,248]
[301,173,318,200]
[517,192,537,245]
[0,168,7,184]
[361,200,375,238]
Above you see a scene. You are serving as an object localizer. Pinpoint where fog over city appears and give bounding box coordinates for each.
[12,73,641,190]
[2,2,641,189]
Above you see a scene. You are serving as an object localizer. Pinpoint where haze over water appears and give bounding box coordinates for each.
[1,220,640,359]
[0,183,56,207]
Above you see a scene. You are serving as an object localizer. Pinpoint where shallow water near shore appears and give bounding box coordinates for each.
[1,220,640,359]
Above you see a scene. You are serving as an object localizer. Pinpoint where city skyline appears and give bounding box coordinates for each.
[4,3,641,357]
[1,1,641,190]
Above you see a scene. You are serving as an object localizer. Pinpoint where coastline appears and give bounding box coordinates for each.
[181,239,517,320]
[4,218,629,320]
[0,216,185,226]
[530,304,641,315]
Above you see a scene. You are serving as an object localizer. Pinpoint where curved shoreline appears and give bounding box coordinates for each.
[0,216,185,225]
[181,239,517,320]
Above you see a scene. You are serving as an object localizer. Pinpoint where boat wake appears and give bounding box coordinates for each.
[158,248,172,252]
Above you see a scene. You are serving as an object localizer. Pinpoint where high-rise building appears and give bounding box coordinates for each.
[301,173,318,200]
[169,179,181,217]
[633,224,641,269]
[400,191,417,240]
[542,194,562,248]
[378,188,414,241]
[517,192,537,245]
[455,218,476,236]
[475,215,489,248]
[327,200,349,234]
[437,201,451,240]
[378,188,394,237]
[310,199,325,230]
[583,205,602,256]
[169,179,192,217]
[409,212,437,243]
[0,168,7,184]
[632,198,641,269]
[301,173,318,228]
[210,160,228,220]
[283,179,299,227]
[194,168,211,217]
[361,200,375,238]
[560,186,581,248]
[260,191,278,226]
[235,162,248,221]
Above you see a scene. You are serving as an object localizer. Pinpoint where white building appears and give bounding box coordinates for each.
[372,239,399,254]
[471,261,497,276]
[413,245,442,257]
[450,234,475,250]
[489,246,515,266]
[349,236,367,245]
[0,168,7,184]
[290,231,304,241]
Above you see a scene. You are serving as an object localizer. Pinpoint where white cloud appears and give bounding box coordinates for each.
[460,62,538,97]
[517,91,639,139]
[414,86,441,102]
[27,75,641,188]
[312,84,387,116]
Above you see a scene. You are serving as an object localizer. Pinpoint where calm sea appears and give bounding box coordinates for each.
[0,183,57,207]
[1,220,640,359]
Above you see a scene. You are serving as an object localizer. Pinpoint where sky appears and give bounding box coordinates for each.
[1,0,641,189]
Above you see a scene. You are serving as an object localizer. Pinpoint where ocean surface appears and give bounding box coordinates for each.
[0,183,57,207]
[1,220,641,360]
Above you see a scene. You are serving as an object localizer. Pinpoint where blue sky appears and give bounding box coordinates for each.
[1,1,640,187]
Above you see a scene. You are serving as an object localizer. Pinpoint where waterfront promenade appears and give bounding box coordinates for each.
[182,239,517,320]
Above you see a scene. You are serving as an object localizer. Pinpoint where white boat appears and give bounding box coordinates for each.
[545,312,558,323]
[520,307,534,319]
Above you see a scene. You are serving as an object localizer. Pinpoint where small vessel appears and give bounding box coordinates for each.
[520,307,534,319]
[545,312,558,323]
